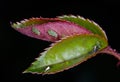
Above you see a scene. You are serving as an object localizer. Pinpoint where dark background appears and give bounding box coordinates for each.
[0,0,120,82]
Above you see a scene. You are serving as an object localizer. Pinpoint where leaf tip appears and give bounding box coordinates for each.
[22,70,28,74]
[22,67,32,74]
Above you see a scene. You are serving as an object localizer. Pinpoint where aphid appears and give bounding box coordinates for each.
[47,29,58,38]
[11,15,120,74]
[32,27,40,35]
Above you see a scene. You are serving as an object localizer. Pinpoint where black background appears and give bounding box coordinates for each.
[0,0,120,82]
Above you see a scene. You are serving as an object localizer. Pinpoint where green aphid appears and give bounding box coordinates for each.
[32,27,40,35]
[48,29,58,38]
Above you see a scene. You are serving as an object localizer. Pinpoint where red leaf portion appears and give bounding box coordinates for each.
[12,19,92,42]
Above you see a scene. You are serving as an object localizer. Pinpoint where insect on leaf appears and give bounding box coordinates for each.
[11,18,91,42]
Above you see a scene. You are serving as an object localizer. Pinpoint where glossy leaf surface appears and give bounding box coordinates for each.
[24,34,108,74]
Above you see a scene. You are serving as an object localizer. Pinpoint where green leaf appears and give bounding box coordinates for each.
[24,34,108,74]
[58,15,107,40]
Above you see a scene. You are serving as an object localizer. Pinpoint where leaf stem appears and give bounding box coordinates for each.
[99,46,120,66]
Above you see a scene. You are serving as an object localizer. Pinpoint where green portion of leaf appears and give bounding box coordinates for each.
[58,15,107,40]
[24,34,108,74]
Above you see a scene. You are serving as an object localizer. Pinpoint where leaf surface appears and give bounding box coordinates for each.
[24,34,108,74]
[58,15,107,40]
[11,18,91,42]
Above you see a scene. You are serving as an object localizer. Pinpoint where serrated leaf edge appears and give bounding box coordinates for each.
[23,34,108,74]
[58,15,107,40]
[11,17,61,29]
